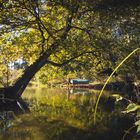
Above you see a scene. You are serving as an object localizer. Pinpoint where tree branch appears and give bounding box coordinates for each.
[47,51,95,67]
[70,25,97,41]
[71,26,91,35]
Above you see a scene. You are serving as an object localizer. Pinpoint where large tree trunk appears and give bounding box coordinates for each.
[0,23,71,99]
[0,53,49,99]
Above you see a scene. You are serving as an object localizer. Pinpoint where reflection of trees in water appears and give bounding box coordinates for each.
[0,98,29,134]
[0,88,135,140]
[27,89,134,140]
[0,111,16,133]
[30,90,113,129]
[67,88,91,101]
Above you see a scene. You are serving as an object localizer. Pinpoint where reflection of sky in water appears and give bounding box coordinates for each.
[70,88,90,95]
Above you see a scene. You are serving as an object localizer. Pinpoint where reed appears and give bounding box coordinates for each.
[94,48,140,124]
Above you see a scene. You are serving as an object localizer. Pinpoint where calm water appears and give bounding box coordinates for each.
[0,87,134,140]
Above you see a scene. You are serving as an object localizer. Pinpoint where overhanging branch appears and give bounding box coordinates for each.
[47,51,95,67]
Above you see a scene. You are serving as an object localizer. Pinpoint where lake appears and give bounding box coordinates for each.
[0,87,135,140]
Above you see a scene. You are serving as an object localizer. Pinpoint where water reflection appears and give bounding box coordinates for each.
[67,88,91,101]
[0,111,15,133]
[0,88,135,140]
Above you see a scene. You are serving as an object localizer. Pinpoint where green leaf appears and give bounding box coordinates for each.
[112,94,123,102]
[137,125,140,133]
[137,110,140,117]
[124,104,140,113]
[135,120,140,132]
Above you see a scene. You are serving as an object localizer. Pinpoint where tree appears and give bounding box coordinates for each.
[0,0,139,99]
